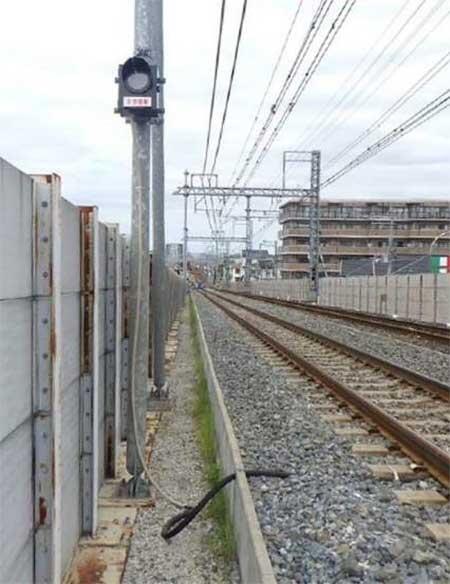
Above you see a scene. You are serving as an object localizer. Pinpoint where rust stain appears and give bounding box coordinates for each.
[77,553,107,584]
[50,302,57,357]
[38,497,48,525]
[80,207,95,373]
[106,434,114,478]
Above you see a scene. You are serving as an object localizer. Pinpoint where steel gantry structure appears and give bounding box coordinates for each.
[173,150,321,299]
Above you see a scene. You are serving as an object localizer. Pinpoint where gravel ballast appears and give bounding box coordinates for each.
[215,291,450,386]
[196,293,450,584]
[123,309,239,584]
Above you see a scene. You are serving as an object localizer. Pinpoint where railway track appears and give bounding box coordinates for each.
[217,288,450,346]
[203,290,450,489]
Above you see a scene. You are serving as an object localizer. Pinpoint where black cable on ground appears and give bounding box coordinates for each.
[161,468,290,540]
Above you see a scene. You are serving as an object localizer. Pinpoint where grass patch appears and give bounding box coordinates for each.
[189,297,235,561]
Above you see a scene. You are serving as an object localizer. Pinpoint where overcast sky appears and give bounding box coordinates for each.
[0,0,448,253]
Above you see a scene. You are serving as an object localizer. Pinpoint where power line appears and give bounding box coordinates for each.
[199,0,227,235]
[290,0,417,153]
[232,0,334,188]
[227,0,305,186]
[209,0,249,174]
[327,50,450,166]
[244,0,359,186]
[265,0,420,190]
[202,0,226,174]
[223,0,334,223]
[296,0,447,153]
[321,89,450,187]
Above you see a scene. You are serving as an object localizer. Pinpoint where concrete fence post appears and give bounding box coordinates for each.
[406,275,410,319]
[394,275,398,316]
[366,276,370,312]
[79,206,100,535]
[121,238,130,441]
[32,174,63,583]
[104,224,121,478]
[433,273,438,323]
[375,275,379,313]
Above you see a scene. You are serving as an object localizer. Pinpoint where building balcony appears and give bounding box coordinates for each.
[279,227,450,239]
[280,244,440,256]
[279,211,450,223]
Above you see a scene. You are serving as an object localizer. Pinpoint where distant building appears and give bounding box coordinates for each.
[279,200,450,278]
[166,243,183,266]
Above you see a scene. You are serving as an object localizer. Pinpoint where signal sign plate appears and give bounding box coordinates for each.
[123,97,152,107]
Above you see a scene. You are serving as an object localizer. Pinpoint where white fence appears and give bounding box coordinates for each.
[231,273,450,324]
[0,157,186,584]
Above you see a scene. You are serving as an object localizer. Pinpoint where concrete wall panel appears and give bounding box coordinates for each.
[0,159,34,583]
[0,158,33,300]
[239,273,450,324]
[0,299,32,442]
[61,198,81,294]
[0,420,33,583]
[59,199,83,577]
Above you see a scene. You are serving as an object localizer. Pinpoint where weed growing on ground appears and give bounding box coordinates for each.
[189,298,235,561]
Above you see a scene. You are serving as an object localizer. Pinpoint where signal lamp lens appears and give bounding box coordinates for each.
[122,57,152,93]
[126,71,150,92]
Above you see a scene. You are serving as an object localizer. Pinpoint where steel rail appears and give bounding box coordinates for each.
[209,290,450,402]
[218,289,450,344]
[202,292,450,488]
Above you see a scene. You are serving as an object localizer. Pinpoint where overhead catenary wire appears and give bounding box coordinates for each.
[265,0,419,190]
[321,89,450,188]
[221,0,306,222]
[293,0,428,152]
[296,0,448,155]
[227,0,305,186]
[273,0,448,190]
[232,0,335,189]
[327,50,450,166]
[209,0,249,175]
[201,0,227,235]
[202,0,227,174]
[223,0,335,222]
[243,0,359,186]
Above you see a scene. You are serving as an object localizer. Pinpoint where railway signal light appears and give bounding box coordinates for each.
[115,55,163,120]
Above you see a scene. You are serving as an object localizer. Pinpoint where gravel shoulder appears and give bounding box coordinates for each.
[123,307,239,584]
[196,293,450,584]
[216,292,450,386]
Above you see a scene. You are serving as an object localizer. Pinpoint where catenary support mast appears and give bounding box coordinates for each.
[245,195,252,284]
[148,0,167,396]
[126,0,152,482]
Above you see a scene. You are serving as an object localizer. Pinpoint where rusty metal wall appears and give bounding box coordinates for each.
[0,158,35,584]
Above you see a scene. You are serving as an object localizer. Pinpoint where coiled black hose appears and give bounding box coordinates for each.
[161,468,290,540]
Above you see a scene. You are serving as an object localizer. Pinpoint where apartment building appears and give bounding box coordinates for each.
[279,200,450,278]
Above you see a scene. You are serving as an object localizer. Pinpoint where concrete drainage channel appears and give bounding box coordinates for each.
[192,297,277,584]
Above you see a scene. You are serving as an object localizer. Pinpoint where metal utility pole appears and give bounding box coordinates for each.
[281,150,321,300]
[387,217,394,275]
[126,0,152,484]
[245,195,252,284]
[183,195,189,284]
[274,240,278,280]
[148,0,167,397]
[174,157,321,292]
[309,151,320,302]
